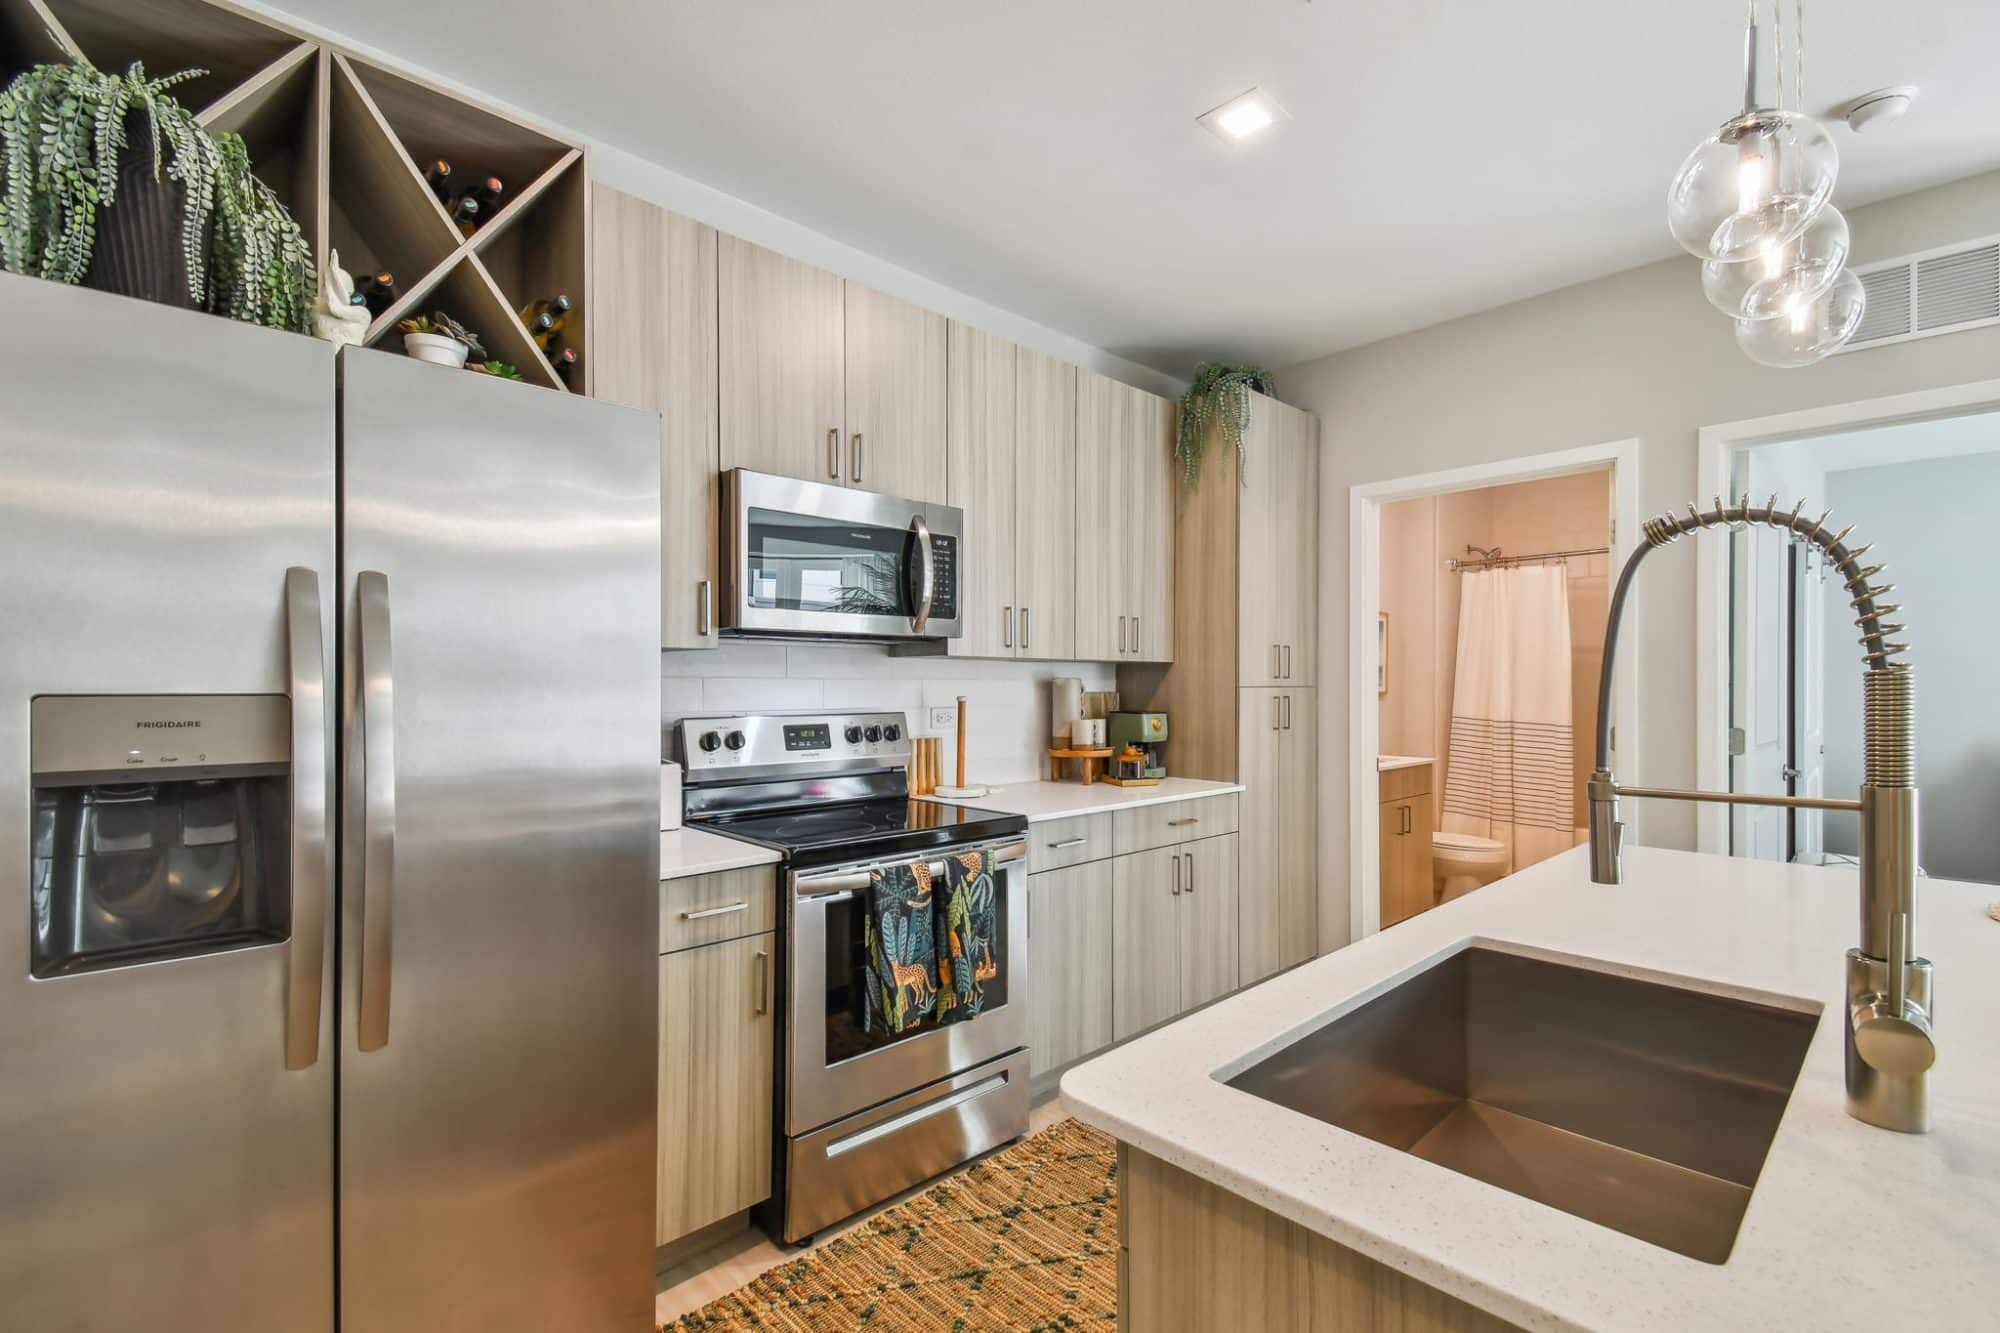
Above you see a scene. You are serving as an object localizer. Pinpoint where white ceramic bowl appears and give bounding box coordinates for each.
[403,331,469,368]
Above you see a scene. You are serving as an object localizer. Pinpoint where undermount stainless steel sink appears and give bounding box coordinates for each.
[1227,944,1820,1264]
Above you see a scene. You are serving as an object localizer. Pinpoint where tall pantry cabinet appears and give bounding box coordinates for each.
[1119,391,1321,986]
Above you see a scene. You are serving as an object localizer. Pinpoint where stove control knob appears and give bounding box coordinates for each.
[698,731,722,753]
[844,725,864,744]
[864,725,883,743]
[883,724,902,742]
[724,730,748,751]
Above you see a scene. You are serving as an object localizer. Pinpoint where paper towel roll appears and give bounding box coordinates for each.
[1050,676,1084,743]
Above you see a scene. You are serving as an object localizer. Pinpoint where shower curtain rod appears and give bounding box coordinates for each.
[1445,544,1611,571]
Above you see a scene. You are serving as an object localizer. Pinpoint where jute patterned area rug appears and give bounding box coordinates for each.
[666,1117,1118,1331]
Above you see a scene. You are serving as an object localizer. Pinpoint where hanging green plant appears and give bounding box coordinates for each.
[0,60,313,332]
[1174,362,1276,489]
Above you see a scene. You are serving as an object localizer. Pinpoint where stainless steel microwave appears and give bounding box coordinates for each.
[721,470,963,641]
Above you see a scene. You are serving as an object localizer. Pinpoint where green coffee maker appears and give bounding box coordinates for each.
[1106,711,1169,781]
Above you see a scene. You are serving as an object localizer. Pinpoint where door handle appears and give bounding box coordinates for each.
[909,516,935,634]
[1118,615,1126,653]
[754,947,770,1016]
[1283,644,1291,679]
[1273,643,1280,679]
[1019,606,1029,654]
[1132,615,1140,655]
[850,432,863,485]
[1400,804,1412,836]
[1282,694,1291,730]
[1003,605,1013,648]
[1183,851,1195,894]
[1171,854,1181,896]
[681,901,749,921]
[697,578,713,638]
[1271,695,1280,731]
[827,428,839,479]
[283,567,330,1071]
[355,570,397,1053]
[1049,837,1088,850]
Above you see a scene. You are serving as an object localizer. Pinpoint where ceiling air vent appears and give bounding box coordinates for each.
[1839,234,2000,353]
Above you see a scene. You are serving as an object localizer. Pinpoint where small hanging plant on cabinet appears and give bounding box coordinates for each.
[1175,362,1275,489]
[0,60,313,332]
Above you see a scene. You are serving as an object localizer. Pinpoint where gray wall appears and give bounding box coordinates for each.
[1823,452,2000,884]
[1282,169,2000,947]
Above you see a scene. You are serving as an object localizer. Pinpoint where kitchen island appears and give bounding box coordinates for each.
[1062,845,2000,1331]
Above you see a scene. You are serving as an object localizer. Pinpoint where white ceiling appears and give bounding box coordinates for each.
[268,0,2000,376]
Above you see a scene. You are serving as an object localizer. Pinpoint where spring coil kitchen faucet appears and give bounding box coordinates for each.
[1588,495,1934,1133]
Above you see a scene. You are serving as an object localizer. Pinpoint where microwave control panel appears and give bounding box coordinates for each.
[929,534,958,619]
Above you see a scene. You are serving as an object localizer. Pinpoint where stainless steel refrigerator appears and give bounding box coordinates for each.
[0,273,662,1331]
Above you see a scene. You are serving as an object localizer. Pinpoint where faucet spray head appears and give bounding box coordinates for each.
[1587,769,1623,884]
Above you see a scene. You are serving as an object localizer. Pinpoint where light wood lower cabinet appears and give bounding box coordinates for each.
[1379,762,1437,928]
[590,185,720,649]
[656,880,776,1248]
[1238,688,1318,985]
[1111,834,1240,1040]
[1026,860,1114,1077]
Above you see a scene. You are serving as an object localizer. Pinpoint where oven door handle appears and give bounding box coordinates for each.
[908,515,935,634]
[796,840,1027,896]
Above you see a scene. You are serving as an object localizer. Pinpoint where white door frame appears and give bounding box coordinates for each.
[1348,438,1642,943]
[1693,375,2000,854]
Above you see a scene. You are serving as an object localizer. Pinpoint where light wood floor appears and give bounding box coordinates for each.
[654,1096,1071,1325]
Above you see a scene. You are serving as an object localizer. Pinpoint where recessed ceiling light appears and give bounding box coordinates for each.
[1198,87,1289,144]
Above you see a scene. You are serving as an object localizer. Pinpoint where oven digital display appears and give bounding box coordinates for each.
[783,723,832,752]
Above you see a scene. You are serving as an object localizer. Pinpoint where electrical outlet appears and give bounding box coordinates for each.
[928,705,957,731]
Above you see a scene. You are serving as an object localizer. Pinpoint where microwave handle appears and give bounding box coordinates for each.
[909,515,936,634]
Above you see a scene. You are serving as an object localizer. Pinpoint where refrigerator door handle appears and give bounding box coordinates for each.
[356,570,398,1053]
[283,567,331,1071]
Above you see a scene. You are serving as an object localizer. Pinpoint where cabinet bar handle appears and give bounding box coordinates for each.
[682,901,749,921]
[1171,854,1181,896]
[827,428,839,478]
[1273,643,1280,678]
[1400,805,1412,836]
[1166,817,1198,827]
[1184,851,1195,894]
[851,432,863,484]
[1132,616,1140,654]
[1284,643,1292,679]
[1118,615,1126,653]
[1282,694,1291,730]
[1271,695,1280,730]
[1049,836,1088,850]
[1020,606,1029,653]
[698,578,713,637]
[754,948,770,1015]
[1003,605,1013,648]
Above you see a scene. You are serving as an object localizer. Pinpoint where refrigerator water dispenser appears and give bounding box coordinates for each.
[29,695,292,978]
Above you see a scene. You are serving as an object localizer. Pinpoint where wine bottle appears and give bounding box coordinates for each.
[527,312,556,347]
[515,293,572,325]
[447,196,480,237]
[550,345,577,388]
[471,175,504,215]
[423,159,452,203]
[360,271,397,317]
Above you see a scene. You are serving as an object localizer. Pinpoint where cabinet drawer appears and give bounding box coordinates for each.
[1112,795,1239,856]
[1028,813,1113,872]
[660,865,778,953]
[1379,763,1433,804]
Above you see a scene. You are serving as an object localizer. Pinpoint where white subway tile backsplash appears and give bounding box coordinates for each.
[659,644,1117,781]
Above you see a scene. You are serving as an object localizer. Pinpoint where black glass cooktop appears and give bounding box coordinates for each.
[694,796,1026,871]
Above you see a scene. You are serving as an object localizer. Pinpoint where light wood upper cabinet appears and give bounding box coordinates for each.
[1077,369,1174,662]
[590,185,719,650]
[1014,347,1077,661]
[1238,395,1320,686]
[656,928,774,1246]
[947,323,1018,658]
[718,235,844,486]
[845,282,947,501]
[1026,860,1114,1079]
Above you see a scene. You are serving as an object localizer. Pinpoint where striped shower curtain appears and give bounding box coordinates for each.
[1441,565,1575,878]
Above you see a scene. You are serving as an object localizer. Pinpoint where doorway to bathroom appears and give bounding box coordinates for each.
[1348,441,1642,941]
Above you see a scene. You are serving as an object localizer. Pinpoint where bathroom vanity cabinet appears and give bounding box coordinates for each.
[1378,759,1436,926]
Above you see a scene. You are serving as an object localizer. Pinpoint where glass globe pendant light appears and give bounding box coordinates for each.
[1666,3,1837,262]
[1701,201,1849,319]
[1734,267,1866,366]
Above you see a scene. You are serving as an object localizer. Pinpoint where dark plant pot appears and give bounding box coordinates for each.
[82,108,207,310]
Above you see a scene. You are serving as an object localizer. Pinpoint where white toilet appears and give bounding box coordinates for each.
[1431,831,1509,903]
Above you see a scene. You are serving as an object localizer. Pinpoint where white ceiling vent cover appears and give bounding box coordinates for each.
[1840,235,2000,353]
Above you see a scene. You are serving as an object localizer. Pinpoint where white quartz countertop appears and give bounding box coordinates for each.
[658,826,781,880]
[1377,754,1436,771]
[915,776,1243,823]
[1061,845,2000,1331]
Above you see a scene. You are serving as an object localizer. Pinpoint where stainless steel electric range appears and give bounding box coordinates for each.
[673,711,1031,1244]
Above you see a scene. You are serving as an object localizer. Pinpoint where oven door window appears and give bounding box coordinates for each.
[822,883,1009,1067]
[745,508,916,620]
